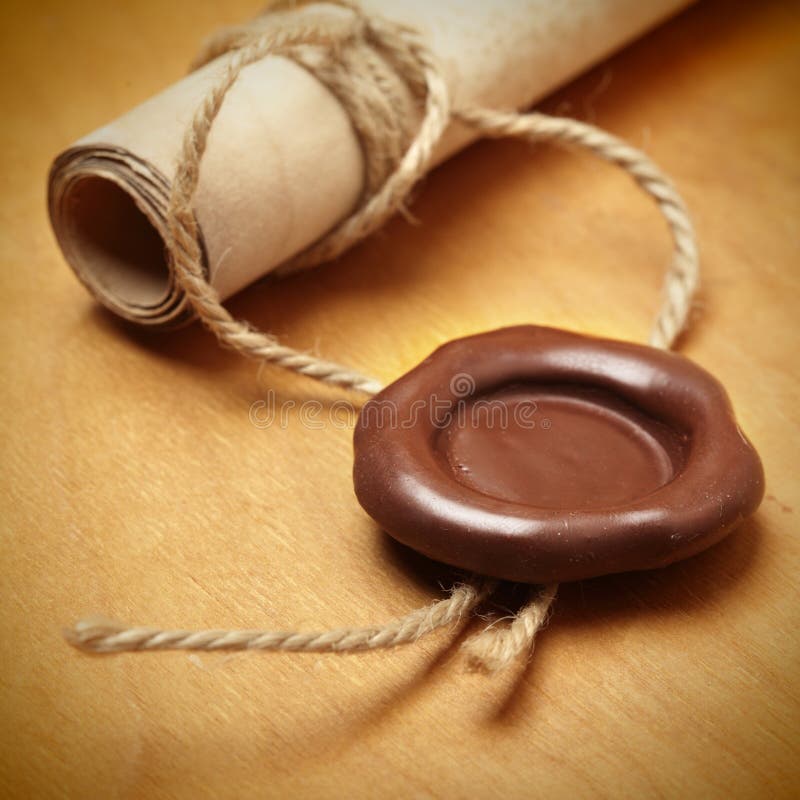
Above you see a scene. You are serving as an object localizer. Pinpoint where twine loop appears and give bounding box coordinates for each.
[66,1,700,672]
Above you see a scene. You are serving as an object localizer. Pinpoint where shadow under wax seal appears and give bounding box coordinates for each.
[353,325,765,584]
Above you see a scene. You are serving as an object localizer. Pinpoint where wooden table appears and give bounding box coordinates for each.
[1,1,798,797]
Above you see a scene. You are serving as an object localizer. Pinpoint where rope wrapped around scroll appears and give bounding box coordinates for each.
[65,0,698,672]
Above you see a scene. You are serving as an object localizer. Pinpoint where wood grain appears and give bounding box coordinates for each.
[1,1,798,797]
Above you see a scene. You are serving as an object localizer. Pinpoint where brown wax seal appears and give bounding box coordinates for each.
[353,326,764,583]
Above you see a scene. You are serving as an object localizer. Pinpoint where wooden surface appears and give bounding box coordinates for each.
[1,1,798,797]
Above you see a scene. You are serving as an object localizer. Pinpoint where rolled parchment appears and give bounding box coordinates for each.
[48,0,689,327]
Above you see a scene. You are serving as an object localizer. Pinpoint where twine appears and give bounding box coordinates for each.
[66,579,495,654]
[65,1,699,671]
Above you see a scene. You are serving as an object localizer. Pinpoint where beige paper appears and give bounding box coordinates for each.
[49,0,689,327]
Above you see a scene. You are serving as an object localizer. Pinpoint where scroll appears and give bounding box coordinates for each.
[48,0,690,328]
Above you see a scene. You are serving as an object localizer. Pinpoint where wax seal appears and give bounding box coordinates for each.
[353,326,764,583]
